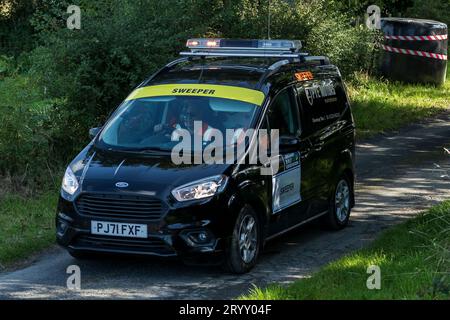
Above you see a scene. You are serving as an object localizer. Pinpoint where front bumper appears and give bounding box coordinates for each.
[56,191,235,260]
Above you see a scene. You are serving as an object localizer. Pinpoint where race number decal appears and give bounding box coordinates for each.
[272,152,302,214]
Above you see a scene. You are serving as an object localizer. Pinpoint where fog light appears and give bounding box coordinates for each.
[57,220,68,235]
[181,230,214,247]
[198,232,208,242]
[189,231,210,244]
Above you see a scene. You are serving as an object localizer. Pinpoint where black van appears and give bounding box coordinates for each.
[56,39,355,273]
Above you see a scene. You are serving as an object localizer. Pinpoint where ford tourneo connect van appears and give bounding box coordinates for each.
[56,39,355,273]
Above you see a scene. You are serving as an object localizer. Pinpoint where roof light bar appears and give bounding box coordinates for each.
[186,38,302,52]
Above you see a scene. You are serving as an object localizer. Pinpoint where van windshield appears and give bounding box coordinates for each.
[97,96,259,151]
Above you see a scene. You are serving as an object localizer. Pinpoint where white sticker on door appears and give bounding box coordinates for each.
[272,152,301,214]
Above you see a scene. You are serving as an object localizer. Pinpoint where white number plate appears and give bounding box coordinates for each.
[91,221,147,238]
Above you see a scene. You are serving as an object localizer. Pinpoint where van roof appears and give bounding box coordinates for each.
[145,57,272,90]
[144,56,337,92]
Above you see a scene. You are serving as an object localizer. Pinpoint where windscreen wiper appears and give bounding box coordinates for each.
[135,146,172,154]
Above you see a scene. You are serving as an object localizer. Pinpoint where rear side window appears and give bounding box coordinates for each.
[296,78,347,136]
[266,88,300,137]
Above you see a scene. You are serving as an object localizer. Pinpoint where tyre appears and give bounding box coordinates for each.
[223,205,261,274]
[322,175,352,230]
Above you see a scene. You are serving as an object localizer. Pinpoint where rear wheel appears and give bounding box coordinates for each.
[223,205,261,274]
[322,176,352,230]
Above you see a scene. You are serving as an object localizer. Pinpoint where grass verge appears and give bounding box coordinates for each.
[0,191,58,270]
[348,69,450,139]
[241,201,450,300]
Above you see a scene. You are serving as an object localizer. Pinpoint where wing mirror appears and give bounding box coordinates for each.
[89,127,101,140]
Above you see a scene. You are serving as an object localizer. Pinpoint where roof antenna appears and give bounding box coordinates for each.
[267,0,271,40]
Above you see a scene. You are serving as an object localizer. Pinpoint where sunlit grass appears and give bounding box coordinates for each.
[0,192,58,269]
[348,69,450,139]
[241,201,450,300]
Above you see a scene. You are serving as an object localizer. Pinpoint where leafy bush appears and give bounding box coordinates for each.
[26,0,377,157]
[0,55,14,78]
[0,75,65,189]
[0,0,38,56]
[406,0,450,26]
[333,0,414,18]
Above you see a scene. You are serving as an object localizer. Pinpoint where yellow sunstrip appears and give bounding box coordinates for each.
[125,84,266,106]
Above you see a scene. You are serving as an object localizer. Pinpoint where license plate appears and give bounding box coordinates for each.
[91,220,147,238]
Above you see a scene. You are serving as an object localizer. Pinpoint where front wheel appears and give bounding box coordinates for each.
[223,205,261,274]
[322,176,352,230]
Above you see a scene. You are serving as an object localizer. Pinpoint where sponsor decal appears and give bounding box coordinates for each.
[125,84,266,106]
[312,112,341,124]
[171,88,216,95]
[295,71,314,81]
[283,152,300,170]
[324,97,338,104]
[272,152,302,214]
[305,83,336,106]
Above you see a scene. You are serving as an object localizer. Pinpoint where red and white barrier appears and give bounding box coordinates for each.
[384,34,448,41]
[382,44,448,61]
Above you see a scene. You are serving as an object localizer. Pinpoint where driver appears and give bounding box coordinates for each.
[170,98,215,141]
[118,104,153,144]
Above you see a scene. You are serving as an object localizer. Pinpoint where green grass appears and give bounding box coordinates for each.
[241,201,450,300]
[0,192,58,269]
[348,69,450,139]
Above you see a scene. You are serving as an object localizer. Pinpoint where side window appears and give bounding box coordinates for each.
[267,88,300,137]
[296,78,344,136]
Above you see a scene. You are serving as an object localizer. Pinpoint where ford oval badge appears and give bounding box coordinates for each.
[115,182,129,188]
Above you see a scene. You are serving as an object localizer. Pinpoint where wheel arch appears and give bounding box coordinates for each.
[229,181,270,238]
[332,149,355,207]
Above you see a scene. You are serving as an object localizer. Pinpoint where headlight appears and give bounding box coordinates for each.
[171,175,228,202]
[62,167,79,195]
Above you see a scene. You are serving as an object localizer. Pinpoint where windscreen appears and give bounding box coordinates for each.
[97,96,259,151]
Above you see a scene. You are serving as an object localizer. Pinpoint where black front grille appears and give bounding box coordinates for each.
[75,193,165,221]
[74,235,176,255]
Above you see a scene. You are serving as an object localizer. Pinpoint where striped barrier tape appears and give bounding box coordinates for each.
[382,44,448,60]
[384,34,448,41]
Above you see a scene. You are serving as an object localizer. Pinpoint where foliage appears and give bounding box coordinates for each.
[25,0,376,159]
[0,0,38,56]
[406,0,450,26]
[333,0,414,18]
[0,74,65,188]
[0,54,14,77]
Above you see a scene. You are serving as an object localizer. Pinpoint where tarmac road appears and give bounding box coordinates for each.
[0,111,449,299]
